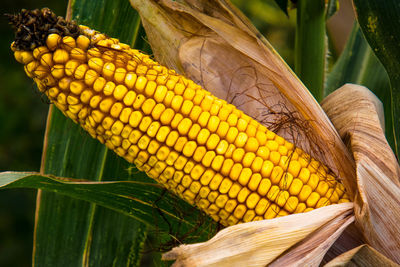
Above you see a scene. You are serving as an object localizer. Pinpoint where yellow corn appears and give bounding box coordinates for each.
[10,9,349,227]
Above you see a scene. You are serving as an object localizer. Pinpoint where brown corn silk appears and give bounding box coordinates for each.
[9,8,349,227]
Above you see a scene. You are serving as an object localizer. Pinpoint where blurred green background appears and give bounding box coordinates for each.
[0,0,296,266]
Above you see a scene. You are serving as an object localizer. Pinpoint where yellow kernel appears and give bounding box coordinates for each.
[160,108,175,125]
[76,35,90,50]
[279,173,294,190]
[156,146,170,161]
[265,204,280,219]
[270,166,284,184]
[242,152,256,167]
[197,128,210,145]
[215,140,229,155]
[248,173,262,191]
[216,121,229,138]
[111,121,124,135]
[74,64,89,80]
[232,148,245,163]
[174,136,187,152]
[40,53,53,67]
[198,111,211,127]
[200,169,215,186]
[235,132,248,148]
[139,116,152,132]
[237,187,250,203]
[53,49,69,64]
[226,127,239,143]
[245,137,259,153]
[129,130,143,144]
[306,192,320,208]
[201,151,215,167]
[156,126,170,142]
[147,121,161,137]
[121,91,135,106]
[267,185,280,201]
[289,178,303,196]
[219,178,233,194]
[238,168,252,186]
[88,57,104,73]
[102,117,115,130]
[114,67,127,84]
[177,118,192,136]
[229,163,242,181]
[316,197,331,208]
[83,69,98,86]
[276,191,289,207]
[102,62,115,80]
[206,134,220,150]
[171,95,183,112]
[316,181,329,196]
[65,60,79,76]
[48,87,59,98]
[215,195,229,209]
[251,157,263,173]
[154,85,168,103]
[166,131,179,147]
[135,76,147,92]
[254,198,269,216]
[298,185,313,202]
[298,168,311,184]
[269,151,281,166]
[246,193,260,210]
[211,155,224,172]
[110,102,124,118]
[129,111,143,127]
[67,95,79,105]
[187,124,201,141]
[99,98,114,113]
[221,159,234,176]
[170,113,183,129]
[228,183,242,199]
[119,108,132,123]
[93,77,106,92]
[308,174,320,190]
[209,173,224,191]
[189,106,202,121]
[163,91,174,106]
[69,81,85,95]
[142,99,156,115]
[181,100,193,116]
[182,87,195,100]
[46,33,61,51]
[191,164,205,180]
[103,81,115,96]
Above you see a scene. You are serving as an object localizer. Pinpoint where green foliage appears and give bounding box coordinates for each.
[353,0,400,159]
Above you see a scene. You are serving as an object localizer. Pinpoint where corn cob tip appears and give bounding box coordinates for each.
[6,8,82,51]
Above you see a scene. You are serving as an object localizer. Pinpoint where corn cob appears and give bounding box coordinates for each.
[8,8,349,227]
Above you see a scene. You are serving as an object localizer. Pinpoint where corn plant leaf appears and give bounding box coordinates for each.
[353,0,400,159]
[322,84,400,264]
[273,0,289,16]
[324,244,400,267]
[129,0,357,198]
[0,171,214,232]
[325,23,394,150]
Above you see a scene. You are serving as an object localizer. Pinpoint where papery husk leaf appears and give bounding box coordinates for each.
[322,84,400,263]
[269,215,354,267]
[161,203,353,267]
[129,0,356,197]
[324,244,400,267]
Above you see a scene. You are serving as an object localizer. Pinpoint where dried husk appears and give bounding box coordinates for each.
[162,203,353,267]
[322,84,400,263]
[324,244,399,267]
[128,0,357,197]
[127,1,400,265]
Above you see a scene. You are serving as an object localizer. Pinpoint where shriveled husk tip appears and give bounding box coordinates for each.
[322,84,400,264]
[324,244,400,267]
[129,0,357,198]
[162,203,353,267]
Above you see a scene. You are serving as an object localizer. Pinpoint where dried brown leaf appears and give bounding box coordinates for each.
[322,84,400,263]
[324,244,400,267]
[162,203,353,267]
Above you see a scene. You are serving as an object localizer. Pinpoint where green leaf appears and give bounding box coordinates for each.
[274,0,289,15]
[295,0,327,101]
[325,23,394,149]
[353,0,400,159]
[0,172,212,231]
